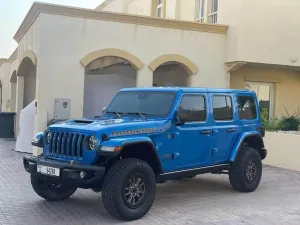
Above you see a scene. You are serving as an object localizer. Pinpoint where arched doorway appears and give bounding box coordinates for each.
[81,49,144,118]
[149,54,198,87]
[17,57,37,108]
[15,52,37,153]
[10,71,17,111]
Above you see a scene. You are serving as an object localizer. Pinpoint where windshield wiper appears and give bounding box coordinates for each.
[126,112,147,120]
[106,111,123,118]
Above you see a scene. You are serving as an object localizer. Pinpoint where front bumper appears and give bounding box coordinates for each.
[23,155,106,187]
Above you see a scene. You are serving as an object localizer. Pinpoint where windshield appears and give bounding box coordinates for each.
[105,91,177,117]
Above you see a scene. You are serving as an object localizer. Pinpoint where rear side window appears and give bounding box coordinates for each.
[237,95,257,120]
[212,96,233,121]
[179,95,206,122]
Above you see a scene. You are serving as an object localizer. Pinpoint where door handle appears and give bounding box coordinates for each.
[226,128,236,133]
[200,130,211,135]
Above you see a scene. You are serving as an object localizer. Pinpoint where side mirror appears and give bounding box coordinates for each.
[102,106,107,114]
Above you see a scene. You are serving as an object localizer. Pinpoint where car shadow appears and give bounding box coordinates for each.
[34,176,238,223]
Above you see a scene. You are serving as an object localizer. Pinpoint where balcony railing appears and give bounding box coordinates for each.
[208,12,218,24]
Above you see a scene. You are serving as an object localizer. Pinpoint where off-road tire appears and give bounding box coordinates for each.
[229,146,262,192]
[31,173,77,201]
[92,188,102,193]
[102,158,156,221]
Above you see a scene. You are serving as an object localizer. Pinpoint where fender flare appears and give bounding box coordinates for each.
[229,131,265,162]
[99,137,163,174]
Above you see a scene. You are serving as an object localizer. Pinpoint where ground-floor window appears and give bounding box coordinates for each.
[156,0,163,17]
[245,82,274,118]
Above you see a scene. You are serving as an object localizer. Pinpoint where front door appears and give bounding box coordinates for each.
[174,93,212,169]
[209,94,238,164]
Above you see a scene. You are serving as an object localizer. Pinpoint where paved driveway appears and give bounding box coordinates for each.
[0,140,300,225]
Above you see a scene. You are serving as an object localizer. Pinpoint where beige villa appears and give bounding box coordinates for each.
[0,0,300,155]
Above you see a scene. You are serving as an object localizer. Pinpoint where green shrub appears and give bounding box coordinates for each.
[260,108,269,124]
[260,108,280,131]
[265,118,281,131]
[278,107,300,131]
[260,107,300,131]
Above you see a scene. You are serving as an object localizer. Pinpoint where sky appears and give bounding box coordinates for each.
[0,0,104,58]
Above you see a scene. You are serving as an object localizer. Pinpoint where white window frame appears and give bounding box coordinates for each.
[208,0,218,24]
[197,0,205,22]
[245,81,275,118]
[156,0,163,18]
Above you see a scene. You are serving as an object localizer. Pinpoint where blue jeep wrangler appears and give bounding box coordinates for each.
[23,87,267,221]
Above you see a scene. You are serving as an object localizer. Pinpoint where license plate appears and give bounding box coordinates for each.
[37,165,60,177]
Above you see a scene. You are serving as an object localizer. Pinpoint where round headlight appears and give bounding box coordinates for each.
[46,132,51,144]
[89,136,99,150]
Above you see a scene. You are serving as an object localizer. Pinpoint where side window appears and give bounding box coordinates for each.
[179,95,206,122]
[212,95,233,121]
[237,95,257,120]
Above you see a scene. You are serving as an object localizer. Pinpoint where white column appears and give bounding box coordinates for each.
[136,67,154,87]
[204,0,210,23]
[15,76,24,136]
[226,71,231,88]
[33,109,47,156]
[9,82,17,112]
[188,73,201,87]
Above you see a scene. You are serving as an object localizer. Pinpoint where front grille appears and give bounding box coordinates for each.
[48,132,85,159]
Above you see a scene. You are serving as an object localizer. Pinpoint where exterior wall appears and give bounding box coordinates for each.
[10,58,19,73]
[17,19,39,128]
[98,0,151,16]
[10,82,16,111]
[35,12,227,131]
[97,0,300,68]
[96,0,123,13]
[177,0,196,21]
[18,22,39,62]
[9,58,19,112]
[218,0,242,62]
[125,0,151,16]
[219,0,300,66]
[16,19,39,117]
[165,0,177,19]
[264,132,300,172]
[0,62,11,112]
[230,67,300,117]
[36,14,85,134]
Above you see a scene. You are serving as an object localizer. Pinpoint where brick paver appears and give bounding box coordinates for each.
[0,140,300,225]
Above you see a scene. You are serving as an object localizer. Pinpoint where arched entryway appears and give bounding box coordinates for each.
[17,57,37,108]
[10,71,17,112]
[80,49,144,118]
[149,54,198,87]
[15,51,37,152]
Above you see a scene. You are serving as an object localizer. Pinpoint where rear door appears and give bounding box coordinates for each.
[209,93,238,164]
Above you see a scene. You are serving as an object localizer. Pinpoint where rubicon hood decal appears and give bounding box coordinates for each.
[110,127,157,137]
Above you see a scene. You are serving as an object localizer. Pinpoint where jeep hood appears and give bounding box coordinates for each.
[48,117,161,136]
